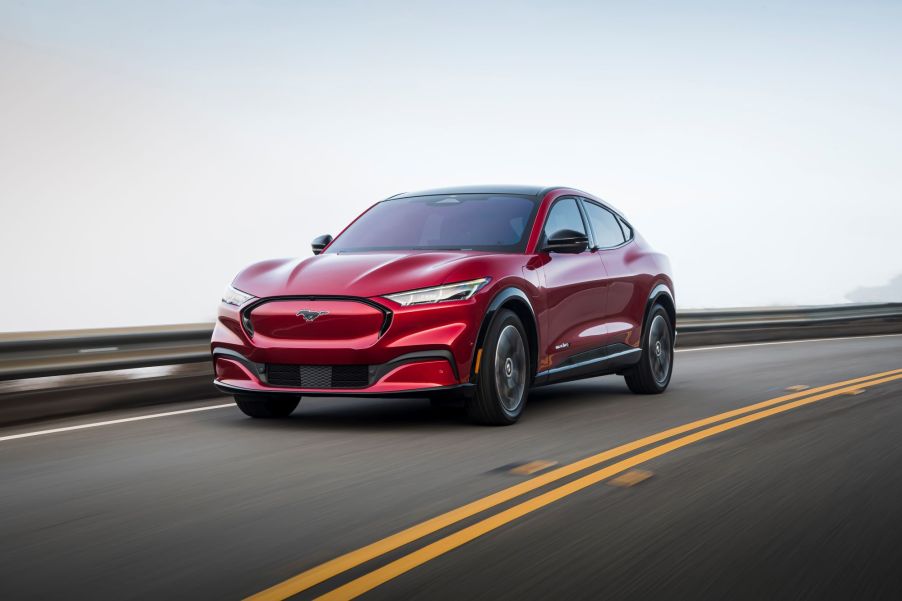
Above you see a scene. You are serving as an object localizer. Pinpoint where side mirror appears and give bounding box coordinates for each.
[542,229,589,254]
[312,234,333,255]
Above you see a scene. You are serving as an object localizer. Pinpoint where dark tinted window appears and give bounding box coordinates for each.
[543,198,587,240]
[326,194,538,253]
[583,201,625,248]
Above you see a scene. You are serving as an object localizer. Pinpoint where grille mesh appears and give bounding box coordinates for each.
[266,364,369,389]
[332,365,371,387]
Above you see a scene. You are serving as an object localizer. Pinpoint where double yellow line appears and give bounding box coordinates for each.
[248,368,902,601]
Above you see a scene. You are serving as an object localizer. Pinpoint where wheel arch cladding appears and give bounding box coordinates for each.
[472,287,539,382]
[501,298,539,382]
[645,283,676,340]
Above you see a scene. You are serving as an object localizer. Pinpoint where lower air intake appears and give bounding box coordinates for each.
[266,364,370,389]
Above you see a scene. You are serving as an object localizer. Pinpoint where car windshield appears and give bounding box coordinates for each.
[326,193,539,253]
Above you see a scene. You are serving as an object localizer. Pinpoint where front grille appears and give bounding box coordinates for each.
[266,364,370,389]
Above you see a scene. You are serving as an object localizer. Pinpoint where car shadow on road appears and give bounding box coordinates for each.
[524,378,635,416]
[225,376,634,433]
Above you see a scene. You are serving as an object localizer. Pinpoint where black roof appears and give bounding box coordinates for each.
[387,185,552,199]
[383,184,629,220]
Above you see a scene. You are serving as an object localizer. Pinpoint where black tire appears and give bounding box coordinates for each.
[234,394,300,418]
[466,309,531,425]
[624,304,674,394]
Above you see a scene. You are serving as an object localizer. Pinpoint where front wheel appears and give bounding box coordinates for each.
[234,394,300,418]
[623,304,674,394]
[467,309,531,425]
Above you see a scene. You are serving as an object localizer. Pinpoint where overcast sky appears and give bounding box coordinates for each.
[1,0,900,332]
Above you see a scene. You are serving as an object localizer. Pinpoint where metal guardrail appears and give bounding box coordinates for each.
[0,324,213,381]
[1,303,901,381]
[675,302,902,346]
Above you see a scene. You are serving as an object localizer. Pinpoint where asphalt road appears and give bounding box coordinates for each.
[1,335,901,600]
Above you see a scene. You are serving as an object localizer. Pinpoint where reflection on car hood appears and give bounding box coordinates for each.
[233,251,507,299]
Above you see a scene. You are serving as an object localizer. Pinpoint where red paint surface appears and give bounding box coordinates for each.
[212,187,673,394]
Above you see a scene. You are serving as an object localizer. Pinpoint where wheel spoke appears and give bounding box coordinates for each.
[650,318,662,340]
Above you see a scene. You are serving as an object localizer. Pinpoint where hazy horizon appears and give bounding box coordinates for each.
[2,1,901,332]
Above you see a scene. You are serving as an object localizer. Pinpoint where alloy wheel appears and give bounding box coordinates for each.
[648,313,672,385]
[494,324,527,412]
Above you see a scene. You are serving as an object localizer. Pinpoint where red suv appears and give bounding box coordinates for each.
[212,185,674,425]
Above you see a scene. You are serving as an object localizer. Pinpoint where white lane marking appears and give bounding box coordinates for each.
[0,403,233,443]
[78,347,119,353]
[676,332,902,353]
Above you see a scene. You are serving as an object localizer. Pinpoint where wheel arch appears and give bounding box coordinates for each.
[644,282,676,342]
[470,287,539,383]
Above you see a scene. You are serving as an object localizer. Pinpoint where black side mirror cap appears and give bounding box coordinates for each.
[542,229,589,254]
[312,234,333,255]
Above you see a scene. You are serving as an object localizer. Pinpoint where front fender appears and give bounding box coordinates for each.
[469,286,538,381]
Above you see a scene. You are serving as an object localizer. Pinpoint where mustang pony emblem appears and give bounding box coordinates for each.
[296,309,329,322]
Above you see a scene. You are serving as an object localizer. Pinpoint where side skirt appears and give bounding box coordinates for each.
[534,345,641,386]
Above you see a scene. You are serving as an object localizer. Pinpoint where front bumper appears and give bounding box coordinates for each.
[214,379,475,399]
[210,294,485,396]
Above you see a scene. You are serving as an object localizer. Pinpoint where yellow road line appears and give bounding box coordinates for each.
[318,372,902,600]
[245,368,902,601]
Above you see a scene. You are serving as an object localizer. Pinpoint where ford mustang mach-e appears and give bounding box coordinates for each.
[212,185,675,425]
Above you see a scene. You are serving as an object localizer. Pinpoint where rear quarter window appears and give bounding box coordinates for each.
[582,201,625,248]
[618,216,633,241]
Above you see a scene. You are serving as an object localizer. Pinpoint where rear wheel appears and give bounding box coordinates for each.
[234,394,300,418]
[467,309,530,425]
[624,304,674,394]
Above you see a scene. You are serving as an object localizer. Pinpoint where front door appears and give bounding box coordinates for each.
[538,197,609,372]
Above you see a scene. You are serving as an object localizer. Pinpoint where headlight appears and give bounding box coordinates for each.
[384,278,490,306]
[222,285,255,306]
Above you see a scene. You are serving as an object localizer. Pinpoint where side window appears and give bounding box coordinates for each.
[582,201,625,248]
[617,216,633,241]
[543,198,587,240]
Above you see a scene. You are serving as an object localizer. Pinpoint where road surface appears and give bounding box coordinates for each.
[1,334,901,600]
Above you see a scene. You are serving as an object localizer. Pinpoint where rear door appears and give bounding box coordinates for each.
[579,199,643,349]
[537,197,609,371]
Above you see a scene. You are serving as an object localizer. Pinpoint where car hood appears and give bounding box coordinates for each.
[232,251,511,299]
